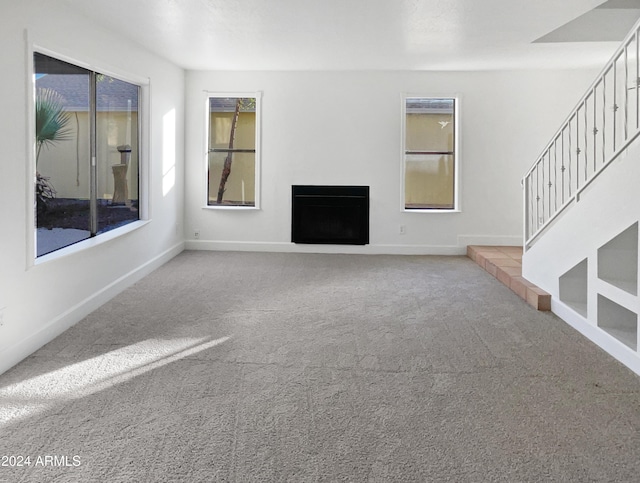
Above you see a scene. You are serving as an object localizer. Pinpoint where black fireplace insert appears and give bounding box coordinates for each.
[291,185,369,245]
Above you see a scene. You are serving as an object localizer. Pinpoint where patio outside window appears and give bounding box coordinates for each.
[403,97,458,211]
[34,52,140,257]
[206,94,260,208]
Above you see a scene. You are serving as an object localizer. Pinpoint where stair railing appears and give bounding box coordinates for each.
[523,17,640,250]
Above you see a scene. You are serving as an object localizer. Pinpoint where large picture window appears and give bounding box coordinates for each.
[403,97,458,211]
[34,53,141,257]
[206,94,260,207]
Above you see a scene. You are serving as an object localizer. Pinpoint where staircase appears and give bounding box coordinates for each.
[522,18,640,375]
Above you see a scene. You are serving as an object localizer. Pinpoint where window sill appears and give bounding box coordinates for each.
[202,205,259,211]
[403,208,461,214]
[34,219,150,266]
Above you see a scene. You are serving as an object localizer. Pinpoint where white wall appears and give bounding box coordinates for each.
[0,1,185,374]
[184,69,598,254]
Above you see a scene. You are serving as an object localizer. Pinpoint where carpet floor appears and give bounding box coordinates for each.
[1,251,640,482]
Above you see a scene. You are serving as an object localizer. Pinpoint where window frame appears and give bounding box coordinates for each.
[27,44,150,266]
[203,91,262,210]
[401,94,461,213]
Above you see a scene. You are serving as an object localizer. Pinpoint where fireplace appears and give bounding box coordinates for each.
[291,185,369,245]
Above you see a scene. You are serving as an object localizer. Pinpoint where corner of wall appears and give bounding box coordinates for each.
[0,242,184,377]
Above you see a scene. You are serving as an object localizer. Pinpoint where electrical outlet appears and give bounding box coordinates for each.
[194,229,200,239]
[399,225,406,235]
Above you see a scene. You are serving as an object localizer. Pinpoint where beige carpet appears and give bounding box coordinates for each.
[1,251,640,482]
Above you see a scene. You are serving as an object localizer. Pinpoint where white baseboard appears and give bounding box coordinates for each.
[184,233,524,255]
[185,239,466,255]
[0,242,185,376]
[552,299,640,376]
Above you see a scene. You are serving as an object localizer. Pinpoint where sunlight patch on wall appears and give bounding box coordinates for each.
[162,109,176,197]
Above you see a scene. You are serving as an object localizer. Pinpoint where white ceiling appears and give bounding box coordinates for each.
[61,0,640,71]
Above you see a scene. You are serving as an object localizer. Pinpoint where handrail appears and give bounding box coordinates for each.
[523,16,640,250]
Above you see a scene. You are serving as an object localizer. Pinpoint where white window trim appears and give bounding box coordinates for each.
[202,91,262,210]
[26,37,151,268]
[34,220,151,266]
[400,94,461,213]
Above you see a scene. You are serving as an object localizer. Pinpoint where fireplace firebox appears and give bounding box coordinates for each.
[291,185,369,245]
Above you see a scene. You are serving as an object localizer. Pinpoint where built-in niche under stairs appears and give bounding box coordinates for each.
[598,294,637,351]
[598,222,638,296]
[559,222,639,353]
[559,258,588,317]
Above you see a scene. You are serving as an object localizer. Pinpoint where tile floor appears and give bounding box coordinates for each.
[467,246,551,311]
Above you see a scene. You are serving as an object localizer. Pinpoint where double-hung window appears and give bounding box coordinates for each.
[403,97,458,211]
[206,93,261,208]
[34,52,142,257]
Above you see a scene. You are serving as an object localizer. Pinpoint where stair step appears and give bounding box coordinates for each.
[467,245,551,311]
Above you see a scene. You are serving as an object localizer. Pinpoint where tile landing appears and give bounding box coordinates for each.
[467,245,551,311]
